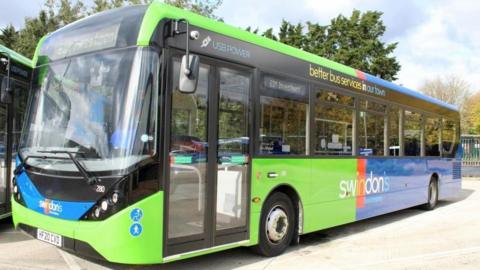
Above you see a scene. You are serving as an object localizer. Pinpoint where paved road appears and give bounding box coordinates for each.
[1,179,479,270]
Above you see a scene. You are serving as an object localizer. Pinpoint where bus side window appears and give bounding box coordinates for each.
[314,89,354,156]
[404,110,422,156]
[259,75,308,155]
[425,118,441,156]
[442,119,457,158]
[388,107,400,156]
[358,100,386,157]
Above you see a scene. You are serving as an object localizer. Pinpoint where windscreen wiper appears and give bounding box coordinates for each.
[38,150,98,185]
[14,155,52,176]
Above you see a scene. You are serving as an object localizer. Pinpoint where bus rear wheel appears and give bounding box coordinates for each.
[253,192,295,257]
[421,179,438,210]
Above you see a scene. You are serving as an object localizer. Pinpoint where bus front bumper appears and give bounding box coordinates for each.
[11,192,164,264]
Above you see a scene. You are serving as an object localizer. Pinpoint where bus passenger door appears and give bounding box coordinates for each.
[0,99,7,211]
[166,55,252,256]
[214,66,251,245]
[0,76,29,216]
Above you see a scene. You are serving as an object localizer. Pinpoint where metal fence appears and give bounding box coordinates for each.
[462,135,480,177]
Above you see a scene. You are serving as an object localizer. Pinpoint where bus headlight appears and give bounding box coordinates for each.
[12,176,26,206]
[94,207,101,218]
[111,192,119,204]
[100,200,108,211]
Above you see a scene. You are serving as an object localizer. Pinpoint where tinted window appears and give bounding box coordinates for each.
[317,91,354,106]
[388,107,400,156]
[315,90,353,156]
[442,119,458,158]
[404,110,421,156]
[359,110,385,156]
[425,118,440,156]
[360,100,387,113]
[259,75,307,155]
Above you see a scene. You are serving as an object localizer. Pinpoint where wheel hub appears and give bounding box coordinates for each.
[266,207,289,243]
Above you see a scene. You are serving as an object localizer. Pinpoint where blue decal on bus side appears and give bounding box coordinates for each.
[130,208,143,222]
[355,158,457,221]
[15,172,95,220]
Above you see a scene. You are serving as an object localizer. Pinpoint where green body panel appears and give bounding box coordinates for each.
[250,158,357,240]
[31,36,47,67]
[13,192,164,264]
[0,44,32,68]
[137,2,358,77]
[304,159,357,232]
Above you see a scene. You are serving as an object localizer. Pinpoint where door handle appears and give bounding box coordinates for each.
[267,172,278,178]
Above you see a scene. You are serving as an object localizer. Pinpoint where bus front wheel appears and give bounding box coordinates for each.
[253,192,295,257]
[421,179,438,211]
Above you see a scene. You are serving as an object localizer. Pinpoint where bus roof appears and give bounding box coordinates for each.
[137,2,458,112]
[0,44,32,68]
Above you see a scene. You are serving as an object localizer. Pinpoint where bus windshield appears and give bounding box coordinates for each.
[20,47,159,173]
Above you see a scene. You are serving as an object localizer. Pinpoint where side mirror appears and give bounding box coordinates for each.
[178,54,200,94]
[1,75,12,104]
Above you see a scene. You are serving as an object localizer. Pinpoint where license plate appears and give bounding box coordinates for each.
[37,229,62,247]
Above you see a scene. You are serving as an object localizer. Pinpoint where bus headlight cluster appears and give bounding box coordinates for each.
[89,190,123,220]
[12,177,24,205]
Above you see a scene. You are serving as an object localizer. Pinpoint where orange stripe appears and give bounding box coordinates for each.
[356,159,366,208]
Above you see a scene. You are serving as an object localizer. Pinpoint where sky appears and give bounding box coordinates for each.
[1,0,479,92]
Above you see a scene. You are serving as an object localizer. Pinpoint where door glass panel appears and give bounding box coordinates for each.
[358,111,385,156]
[216,68,249,231]
[0,75,6,203]
[11,80,29,183]
[168,60,210,239]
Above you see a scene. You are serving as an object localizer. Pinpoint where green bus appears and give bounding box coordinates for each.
[12,2,461,264]
[0,45,31,219]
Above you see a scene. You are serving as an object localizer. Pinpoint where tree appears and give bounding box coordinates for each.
[56,0,85,26]
[13,9,58,58]
[322,10,400,81]
[249,10,401,81]
[164,0,223,19]
[0,24,18,48]
[464,92,480,135]
[420,75,471,133]
[278,20,304,49]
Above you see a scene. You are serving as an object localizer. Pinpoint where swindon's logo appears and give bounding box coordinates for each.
[339,172,390,198]
[339,164,391,209]
[39,199,63,215]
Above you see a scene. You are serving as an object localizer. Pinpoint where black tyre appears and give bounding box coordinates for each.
[253,192,295,257]
[421,179,438,210]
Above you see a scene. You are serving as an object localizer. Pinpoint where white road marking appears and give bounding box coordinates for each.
[58,249,83,270]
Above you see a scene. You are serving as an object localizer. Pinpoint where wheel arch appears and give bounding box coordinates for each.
[262,184,304,245]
